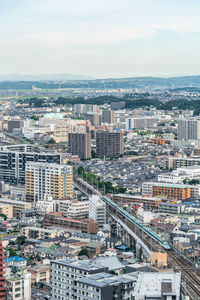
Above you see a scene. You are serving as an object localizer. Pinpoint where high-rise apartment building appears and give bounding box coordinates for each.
[102,109,115,124]
[7,120,23,133]
[68,133,91,159]
[96,131,123,158]
[178,118,200,140]
[25,162,73,203]
[0,151,61,184]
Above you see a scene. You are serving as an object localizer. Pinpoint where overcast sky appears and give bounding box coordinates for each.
[1,0,200,78]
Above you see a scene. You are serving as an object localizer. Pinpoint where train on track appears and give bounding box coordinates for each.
[102,195,171,250]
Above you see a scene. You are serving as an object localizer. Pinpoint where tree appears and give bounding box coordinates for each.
[7,248,17,257]
[46,138,56,144]
[17,235,26,250]
[78,248,89,257]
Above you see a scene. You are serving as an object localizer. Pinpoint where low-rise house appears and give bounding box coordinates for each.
[27,264,50,284]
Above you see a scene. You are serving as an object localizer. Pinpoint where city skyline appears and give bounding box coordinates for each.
[1,0,200,78]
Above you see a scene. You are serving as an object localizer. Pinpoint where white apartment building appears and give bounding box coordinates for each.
[50,259,108,300]
[126,117,157,130]
[35,195,57,214]
[6,270,31,300]
[89,195,106,228]
[21,226,62,239]
[158,166,200,184]
[25,162,73,203]
[67,201,89,220]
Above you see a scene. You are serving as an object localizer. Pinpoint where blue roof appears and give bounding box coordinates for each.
[115,244,129,251]
[4,256,27,263]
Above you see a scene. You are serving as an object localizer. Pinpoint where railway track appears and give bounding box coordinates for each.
[168,252,200,299]
[74,177,200,298]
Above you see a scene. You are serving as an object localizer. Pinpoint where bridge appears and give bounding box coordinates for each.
[74,176,200,299]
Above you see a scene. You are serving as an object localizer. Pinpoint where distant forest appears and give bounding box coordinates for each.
[21,95,200,115]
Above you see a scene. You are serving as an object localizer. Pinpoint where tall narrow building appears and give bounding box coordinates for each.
[178,118,200,140]
[96,131,124,158]
[0,240,5,299]
[68,133,91,159]
[102,109,115,124]
[25,162,73,203]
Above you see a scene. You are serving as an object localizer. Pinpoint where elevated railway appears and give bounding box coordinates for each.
[74,176,200,299]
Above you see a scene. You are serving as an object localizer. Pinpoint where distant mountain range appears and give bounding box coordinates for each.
[0,73,94,81]
[0,74,200,90]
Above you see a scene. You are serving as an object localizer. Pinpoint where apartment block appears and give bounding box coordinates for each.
[0,204,13,219]
[6,270,31,300]
[67,201,89,219]
[7,120,23,133]
[112,194,162,209]
[0,198,33,217]
[89,195,106,228]
[43,212,99,234]
[142,182,191,201]
[0,151,60,184]
[168,157,200,170]
[50,259,108,300]
[96,131,123,158]
[126,117,157,130]
[102,109,115,124]
[21,226,61,239]
[25,162,73,203]
[68,133,91,159]
[178,118,200,140]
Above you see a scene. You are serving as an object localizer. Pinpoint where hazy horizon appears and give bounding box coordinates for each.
[1,0,200,78]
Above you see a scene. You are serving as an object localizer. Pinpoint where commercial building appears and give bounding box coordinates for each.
[50,259,108,300]
[0,151,60,184]
[25,162,73,203]
[68,133,91,159]
[126,117,157,130]
[89,195,106,228]
[178,118,200,140]
[43,212,99,234]
[0,204,13,219]
[96,131,123,158]
[132,272,181,300]
[102,109,115,124]
[0,198,33,217]
[112,194,162,209]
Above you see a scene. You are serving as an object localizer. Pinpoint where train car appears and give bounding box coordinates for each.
[102,196,171,250]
